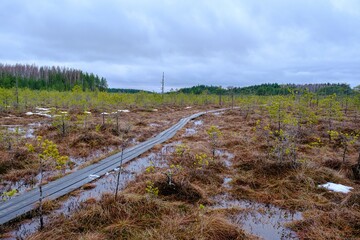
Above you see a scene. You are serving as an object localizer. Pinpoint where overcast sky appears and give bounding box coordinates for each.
[0,0,359,91]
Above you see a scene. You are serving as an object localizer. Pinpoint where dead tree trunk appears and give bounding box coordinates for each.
[352,149,360,180]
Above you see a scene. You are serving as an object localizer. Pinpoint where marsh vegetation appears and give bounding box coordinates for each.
[0,87,359,239]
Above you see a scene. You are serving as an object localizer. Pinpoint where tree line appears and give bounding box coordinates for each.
[0,63,108,91]
[177,83,354,96]
[107,88,151,94]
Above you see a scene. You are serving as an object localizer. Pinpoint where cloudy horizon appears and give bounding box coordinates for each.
[1,0,359,92]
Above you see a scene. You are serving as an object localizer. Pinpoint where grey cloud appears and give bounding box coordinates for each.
[0,0,359,91]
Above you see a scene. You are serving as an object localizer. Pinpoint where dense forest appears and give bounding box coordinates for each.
[0,64,108,91]
[107,88,151,94]
[177,83,354,96]
[0,63,356,96]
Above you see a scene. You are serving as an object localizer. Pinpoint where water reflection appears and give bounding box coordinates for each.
[212,194,301,240]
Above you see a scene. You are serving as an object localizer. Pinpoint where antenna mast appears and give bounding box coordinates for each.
[161,72,165,95]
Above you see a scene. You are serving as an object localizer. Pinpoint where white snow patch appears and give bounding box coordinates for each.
[35,107,50,111]
[319,182,353,193]
[25,112,34,116]
[213,112,224,116]
[118,109,130,113]
[35,113,52,118]
[101,112,109,115]
[185,106,192,109]
[88,174,100,180]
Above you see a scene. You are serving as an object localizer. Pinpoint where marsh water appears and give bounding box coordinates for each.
[213,150,301,240]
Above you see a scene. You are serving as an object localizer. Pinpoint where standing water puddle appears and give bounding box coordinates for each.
[193,120,203,126]
[69,146,116,171]
[5,143,177,239]
[216,149,234,167]
[1,122,50,140]
[214,149,301,240]
[183,119,203,136]
[212,194,301,240]
[184,128,196,136]
[222,177,232,188]
[1,122,50,197]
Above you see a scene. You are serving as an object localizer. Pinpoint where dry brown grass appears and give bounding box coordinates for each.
[186,108,360,239]
[155,178,204,203]
[0,147,35,175]
[82,183,96,190]
[34,199,61,214]
[231,156,357,210]
[341,191,360,208]
[2,168,37,182]
[28,193,252,240]
[4,105,360,239]
[289,207,360,240]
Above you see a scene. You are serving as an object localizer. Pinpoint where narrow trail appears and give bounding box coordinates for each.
[0,108,228,226]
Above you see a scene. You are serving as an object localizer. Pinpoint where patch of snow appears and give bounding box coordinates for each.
[88,174,100,180]
[25,112,34,116]
[185,106,192,109]
[152,109,158,112]
[101,112,109,115]
[113,167,120,172]
[118,109,130,113]
[213,112,224,116]
[319,182,353,193]
[60,111,68,114]
[35,107,50,111]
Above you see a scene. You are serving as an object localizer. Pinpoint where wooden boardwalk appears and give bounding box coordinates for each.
[0,109,226,225]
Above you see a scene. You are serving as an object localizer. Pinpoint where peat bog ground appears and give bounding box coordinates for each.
[1,103,360,239]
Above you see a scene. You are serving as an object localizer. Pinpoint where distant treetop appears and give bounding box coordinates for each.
[107,88,151,94]
[176,83,353,96]
[0,63,108,91]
